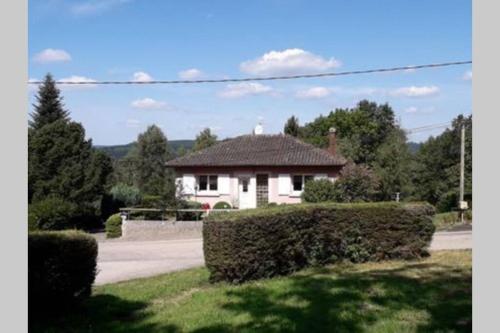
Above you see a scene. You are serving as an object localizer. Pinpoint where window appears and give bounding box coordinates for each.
[242,179,248,192]
[292,175,314,192]
[198,175,217,192]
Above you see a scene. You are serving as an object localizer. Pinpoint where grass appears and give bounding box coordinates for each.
[433,211,472,231]
[31,250,471,333]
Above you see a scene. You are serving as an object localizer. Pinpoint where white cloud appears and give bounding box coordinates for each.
[33,48,71,64]
[126,119,141,128]
[405,106,419,113]
[58,75,97,89]
[178,68,204,80]
[131,98,168,110]
[218,82,274,99]
[28,78,41,92]
[391,86,440,98]
[240,48,341,75]
[71,0,131,15]
[132,71,153,82]
[295,86,334,99]
[404,106,436,114]
[463,70,472,81]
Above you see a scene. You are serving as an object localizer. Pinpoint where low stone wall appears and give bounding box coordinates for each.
[122,220,203,241]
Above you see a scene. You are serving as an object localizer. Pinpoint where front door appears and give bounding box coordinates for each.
[256,174,269,207]
[238,177,252,209]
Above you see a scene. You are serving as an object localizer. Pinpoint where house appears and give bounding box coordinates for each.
[166,125,346,209]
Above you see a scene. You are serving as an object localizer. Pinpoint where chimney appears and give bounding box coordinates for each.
[328,127,337,155]
[253,122,264,135]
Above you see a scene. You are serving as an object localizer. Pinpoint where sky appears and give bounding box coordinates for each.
[28,0,471,145]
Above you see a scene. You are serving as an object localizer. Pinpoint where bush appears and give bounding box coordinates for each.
[332,163,379,202]
[177,200,203,221]
[29,231,98,315]
[204,202,435,283]
[105,213,122,238]
[28,197,78,230]
[213,201,232,209]
[140,195,164,209]
[110,183,142,207]
[301,179,336,203]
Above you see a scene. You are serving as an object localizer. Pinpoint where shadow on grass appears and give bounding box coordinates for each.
[194,262,472,333]
[29,294,181,333]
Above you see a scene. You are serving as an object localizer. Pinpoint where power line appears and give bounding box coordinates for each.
[28,60,471,85]
[405,122,451,134]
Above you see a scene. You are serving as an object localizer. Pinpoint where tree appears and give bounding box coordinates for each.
[332,163,379,202]
[135,125,175,201]
[284,116,300,137]
[301,179,336,203]
[29,73,69,130]
[413,114,472,211]
[193,128,217,152]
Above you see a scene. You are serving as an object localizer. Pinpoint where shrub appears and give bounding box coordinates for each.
[301,179,336,203]
[140,195,164,209]
[177,200,203,221]
[213,201,232,209]
[332,163,379,202]
[105,213,122,238]
[204,202,435,283]
[110,183,142,207]
[436,191,459,213]
[29,231,98,315]
[28,197,78,230]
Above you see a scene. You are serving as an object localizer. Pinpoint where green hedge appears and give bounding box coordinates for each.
[105,213,122,238]
[29,231,98,314]
[204,202,435,283]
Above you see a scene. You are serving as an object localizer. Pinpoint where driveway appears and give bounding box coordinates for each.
[95,230,472,285]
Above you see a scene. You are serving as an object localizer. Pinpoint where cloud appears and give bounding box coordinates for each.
[218,82,274,99]
[28,78,41,92]
[126,119,141,128]
[71,0,131,15]
[463,70,472,81]
[295,86,334,99]
[391,86,440,98]
[240,48,341,75]
[178,68,204,80]
[404,106,436,114]
[58,75,97,89]
[131,98,168,110]
[132,71,153,82]
[33,48,71,64]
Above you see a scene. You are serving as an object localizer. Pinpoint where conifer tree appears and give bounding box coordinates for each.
[29,73,69,130]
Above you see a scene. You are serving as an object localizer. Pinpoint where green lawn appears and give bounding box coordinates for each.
[32,250,472,333]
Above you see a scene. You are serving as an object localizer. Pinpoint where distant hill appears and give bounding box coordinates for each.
[407,141,422,154]
[96,140,195,159]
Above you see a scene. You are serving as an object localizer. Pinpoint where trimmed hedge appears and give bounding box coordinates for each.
[105,213,122,238]
[213,201,232,209]
[29,231,98,313]
[203,202,435,283]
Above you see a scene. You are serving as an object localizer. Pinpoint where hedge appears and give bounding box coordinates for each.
[105,213,122,238]
[29,231,98,314]
[203,202,435,283]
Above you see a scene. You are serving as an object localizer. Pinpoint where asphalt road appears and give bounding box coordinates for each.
[95,230,472,285]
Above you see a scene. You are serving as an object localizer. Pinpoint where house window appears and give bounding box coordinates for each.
[242,179,248,192]
[198,175,218,192]
[292,175,314,192]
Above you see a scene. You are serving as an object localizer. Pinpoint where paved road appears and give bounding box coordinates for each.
[95,230,472,285]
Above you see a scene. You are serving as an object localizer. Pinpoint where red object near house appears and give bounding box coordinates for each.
[201,203,210,210]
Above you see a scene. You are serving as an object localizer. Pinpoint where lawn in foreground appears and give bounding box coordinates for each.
[32,250,471,333]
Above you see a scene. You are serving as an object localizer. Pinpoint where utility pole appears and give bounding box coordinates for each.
[459,123,466,223]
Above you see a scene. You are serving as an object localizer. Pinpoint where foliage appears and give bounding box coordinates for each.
[332,163,379,202]
[176,200,203,221]
[301,179,336,203]
[193,128,218,152]
[413,115,472,209]
[29,231,97,317]
[299,100,397,164]
[28,197,78,230]
[30,251,471,333]
[110,183,142,207]
[284,116,300,137]
[29,73,69,130]
[213,201,232,209]
[204,202,435,283]
[105,213,122,238]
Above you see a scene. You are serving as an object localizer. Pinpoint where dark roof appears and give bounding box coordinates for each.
[166,134,347,167]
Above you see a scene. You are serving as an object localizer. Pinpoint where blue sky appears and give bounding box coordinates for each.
[28,0,471,145]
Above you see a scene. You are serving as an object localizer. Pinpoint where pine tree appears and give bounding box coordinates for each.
[29,73,69,130]
[284,116,300,137]
[193,128,217,152]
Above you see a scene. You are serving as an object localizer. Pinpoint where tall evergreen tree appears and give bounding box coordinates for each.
[135,125,174,198]
[29,73,69,130]
[193,128,217,152]
[284,116,300,137]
